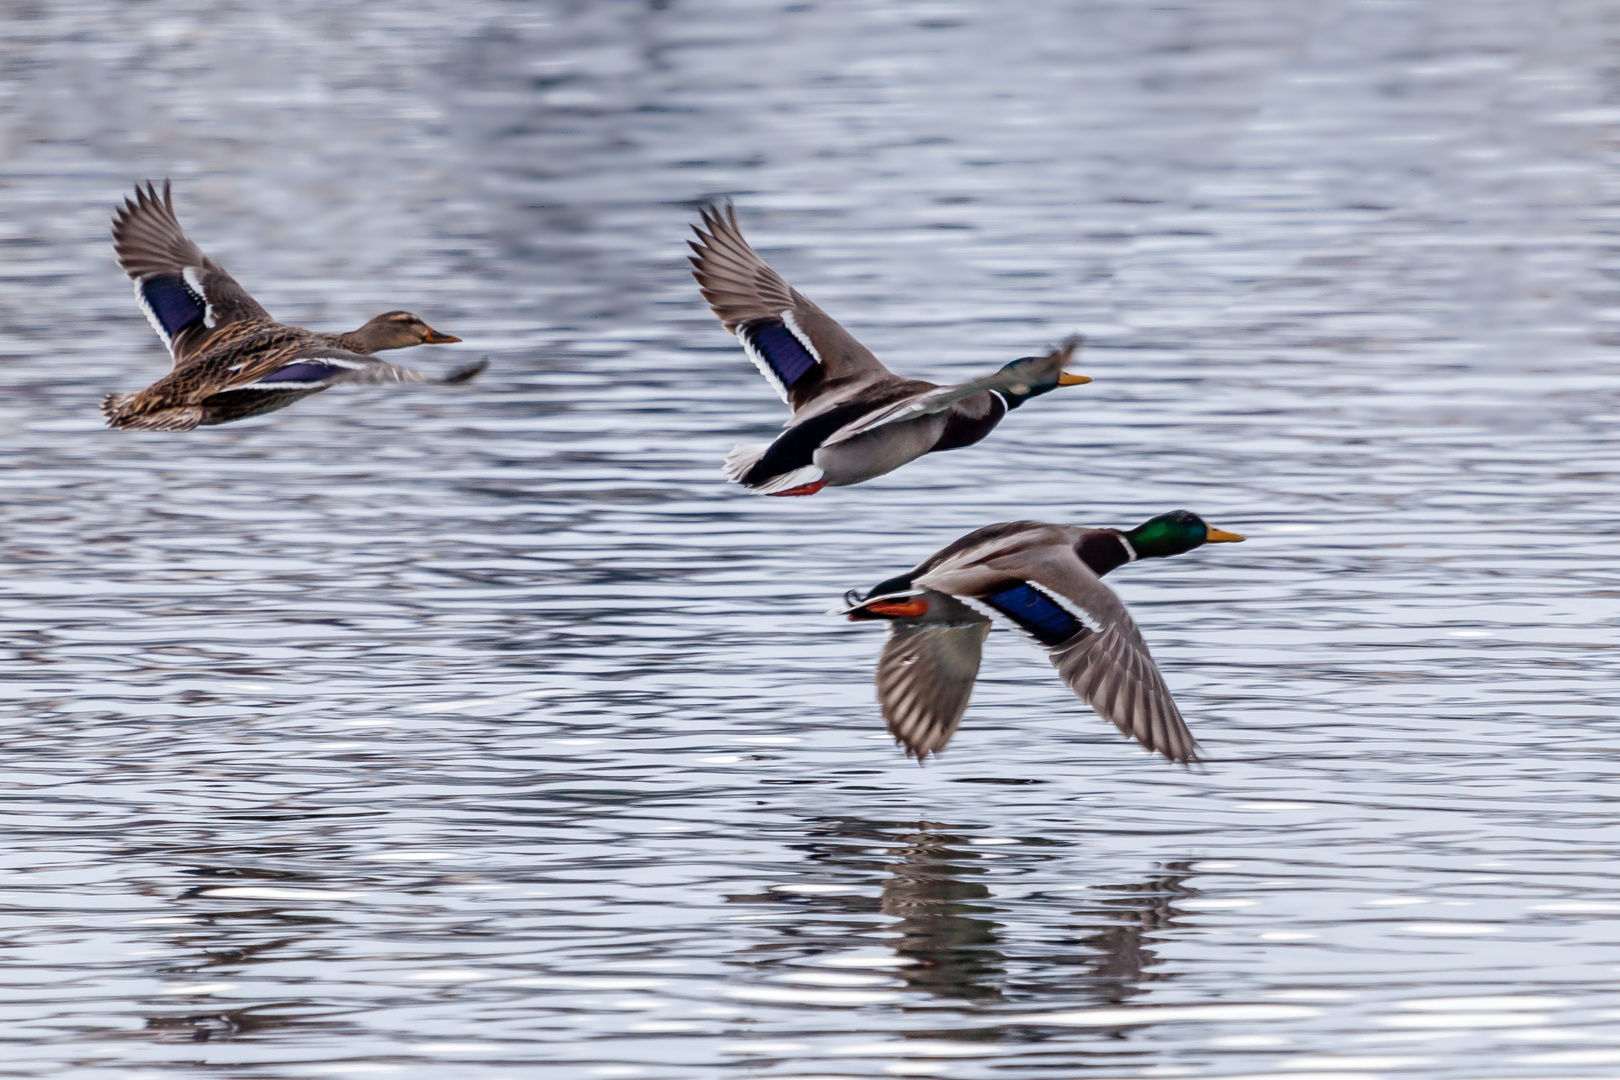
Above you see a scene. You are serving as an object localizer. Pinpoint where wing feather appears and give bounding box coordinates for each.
[689,203,893,413]
[112,181,270,364]
[822,337,1079,447]
[233,349,477,390]
[874,614,991,759]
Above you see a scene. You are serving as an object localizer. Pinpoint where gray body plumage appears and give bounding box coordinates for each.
[813,411,957,487]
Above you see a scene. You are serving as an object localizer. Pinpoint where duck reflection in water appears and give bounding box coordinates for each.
[878,827,1004,1000]
[880,829,1198,1004]
[1058,861,1198,1007]
[135,867,352,1044]
[730,820,1197,1005]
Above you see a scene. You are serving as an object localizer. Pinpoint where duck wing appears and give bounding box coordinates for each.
[320,355,488,386]
[821,338,1078,446]
[112,181,272,365]
[875,603,992,759]
[192,355,479,428]
[227,348,486,392]
[915,530,1199,764]
[689,203,895,414]
[103,333,482,431]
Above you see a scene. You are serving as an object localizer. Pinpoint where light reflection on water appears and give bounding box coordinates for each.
[4,0,1620,1076]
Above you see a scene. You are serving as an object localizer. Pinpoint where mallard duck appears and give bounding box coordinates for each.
[689,204,1091,496]
[836,511,1246,763]
[103,181,486,431]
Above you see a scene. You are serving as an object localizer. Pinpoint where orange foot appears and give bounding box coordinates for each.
[767,480,827,497]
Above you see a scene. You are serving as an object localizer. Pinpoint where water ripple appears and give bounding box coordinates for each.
[5,0,1620,1077]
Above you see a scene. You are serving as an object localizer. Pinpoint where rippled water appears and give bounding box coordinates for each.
[5,0,1620,1076]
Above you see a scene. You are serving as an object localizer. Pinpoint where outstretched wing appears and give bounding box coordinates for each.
[193,355,467,427]
[819,382,999,450]
[112,181,271,365]
[228,349,484,392]
[330,357,489,386]
[1046,611,1199,764]
[916,538,1199,764]
[875,613,991,759]
[689,203,893,414]
[822,338,1079,447]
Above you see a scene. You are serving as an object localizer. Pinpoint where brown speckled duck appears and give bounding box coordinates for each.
[836,511,1246,764]
[103,181,485,431]
[689,204,1091,496]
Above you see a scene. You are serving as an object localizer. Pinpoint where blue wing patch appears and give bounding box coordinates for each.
[983,582,1084,646]
[744,321,818,390]
[253,361,341,385]
[139,274,206,339]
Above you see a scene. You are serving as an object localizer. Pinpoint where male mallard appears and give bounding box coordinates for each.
[103,181,485,431]
[836,511,1245,763]
[689,205,1091,496]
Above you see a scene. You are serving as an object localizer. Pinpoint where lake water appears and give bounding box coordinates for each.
[4,1,1620,1076]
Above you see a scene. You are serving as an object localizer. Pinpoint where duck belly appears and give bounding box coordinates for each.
[814,416,947,486]
[199,386,329,426]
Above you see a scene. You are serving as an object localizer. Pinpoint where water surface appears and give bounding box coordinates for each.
[4,1,1620,1077]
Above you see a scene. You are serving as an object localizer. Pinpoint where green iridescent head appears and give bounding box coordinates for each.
[1124,510,1245,559]
[990,336,1090,408]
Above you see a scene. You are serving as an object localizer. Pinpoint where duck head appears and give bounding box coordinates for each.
[347,311,461,352]
[990,337,1091,408]
[1124,510,1245,559]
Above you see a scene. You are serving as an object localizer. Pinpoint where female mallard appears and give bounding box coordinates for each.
[689,204,1091,496]
[837,511,1245,763]
[103,181,486,431]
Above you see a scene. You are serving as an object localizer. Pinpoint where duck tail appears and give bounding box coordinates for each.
[101,393,202,432]
[721,442,770,484]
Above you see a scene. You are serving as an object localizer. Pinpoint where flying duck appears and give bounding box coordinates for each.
[103,181,485,431]
[689,204,1091,495]
[837,511,1245,763]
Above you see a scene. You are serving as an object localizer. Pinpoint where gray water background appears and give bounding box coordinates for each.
[4,0,1620,1076]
